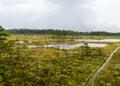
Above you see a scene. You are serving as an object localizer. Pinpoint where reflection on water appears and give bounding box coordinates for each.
[74,39,120,42]
[27,46,40,48]
[27,43,106,49]
[15,41,24,44]
[46,43,107,49]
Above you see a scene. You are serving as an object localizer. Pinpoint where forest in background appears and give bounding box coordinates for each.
[7,29,120,36]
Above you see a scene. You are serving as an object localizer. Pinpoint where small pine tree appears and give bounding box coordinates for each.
[0,26,11,56]
[0,26,10,85]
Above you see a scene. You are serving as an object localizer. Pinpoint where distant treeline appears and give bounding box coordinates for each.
[7,29,120,36]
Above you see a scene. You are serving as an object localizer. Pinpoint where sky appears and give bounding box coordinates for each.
[0,0,120,32]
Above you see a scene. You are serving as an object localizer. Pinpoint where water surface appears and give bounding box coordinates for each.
[46,43,107,49]
[74,39,120,42]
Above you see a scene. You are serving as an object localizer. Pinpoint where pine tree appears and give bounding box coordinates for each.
[0,26,11,83]
[0,26,12,56]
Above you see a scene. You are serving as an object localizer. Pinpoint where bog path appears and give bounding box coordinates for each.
[85,47,120,86]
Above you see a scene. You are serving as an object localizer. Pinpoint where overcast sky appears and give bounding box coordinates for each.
[0,0,120,32]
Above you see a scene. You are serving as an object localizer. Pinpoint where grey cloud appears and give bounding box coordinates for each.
[43,0,96,31]
[48,0,90,6]
[0,0,99,31]
[0,0,36,6]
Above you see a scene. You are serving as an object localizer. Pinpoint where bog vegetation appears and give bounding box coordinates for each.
[92,48,120,86]
[0,27,120,86]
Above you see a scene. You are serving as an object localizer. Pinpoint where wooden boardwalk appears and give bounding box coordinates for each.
[85,47,120,86]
